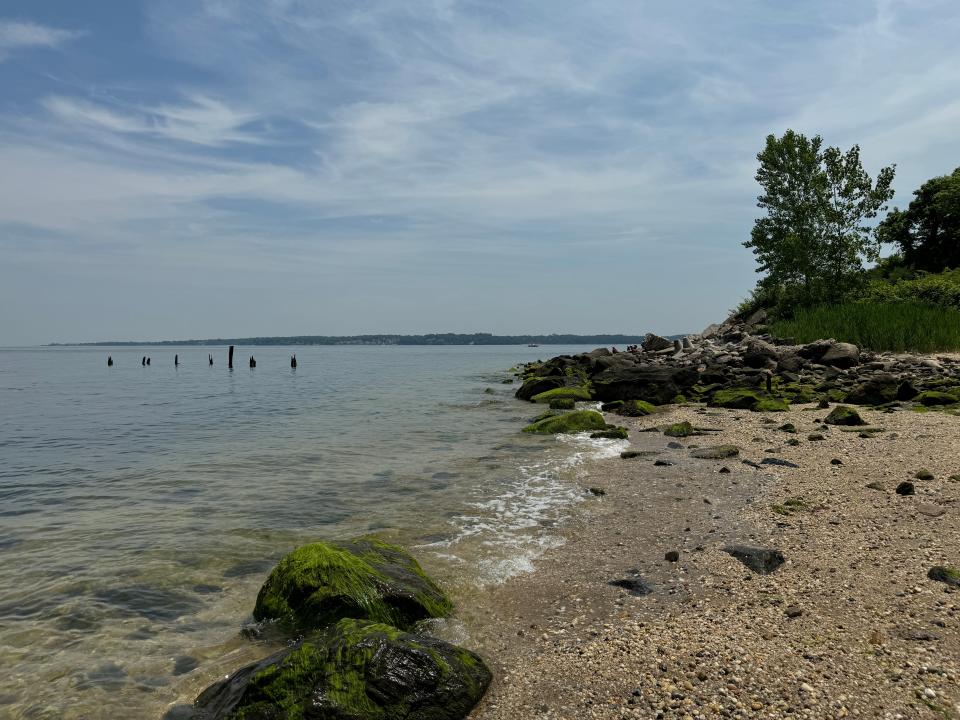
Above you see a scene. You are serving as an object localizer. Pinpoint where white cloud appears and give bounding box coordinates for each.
[0,19,83,61]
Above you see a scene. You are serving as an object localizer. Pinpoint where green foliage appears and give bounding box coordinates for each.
[877,167,960,272]
[860,268,960,310]
[530,386,592,403]
[522,410,607,434]
[771,302,960,352]
[744,130,895,310]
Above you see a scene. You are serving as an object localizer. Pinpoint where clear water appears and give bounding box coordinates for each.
[0,345,621,719]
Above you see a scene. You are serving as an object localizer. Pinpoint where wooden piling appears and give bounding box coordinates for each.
[228,345,234,369]
[107,356,113,367]
[291,354,297,368]
[249,356,256,368]
[174,354,179,367]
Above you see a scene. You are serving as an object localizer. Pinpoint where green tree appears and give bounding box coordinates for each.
[876,167,960,272]
[744,130,895,310]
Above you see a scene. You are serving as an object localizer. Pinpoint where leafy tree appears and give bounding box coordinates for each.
[877,167,960,272]
[744,130,895,310]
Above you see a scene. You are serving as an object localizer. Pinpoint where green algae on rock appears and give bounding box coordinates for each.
[530,386,592,404]
[615,399,657,417]
[916,390,960,406]
[662,421,695,438]
[927,566,960,588]
[590,426,629,440]
[522,410,607,434]
[824,405,867,426]
[253,537,452,632]
[709,388,789,412]
[195,618,491,720]
[548,397,575,410]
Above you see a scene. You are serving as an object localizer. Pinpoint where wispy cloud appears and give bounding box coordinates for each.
[0,19,84,61]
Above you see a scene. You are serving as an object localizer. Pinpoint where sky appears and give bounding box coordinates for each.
[1,1,959,345]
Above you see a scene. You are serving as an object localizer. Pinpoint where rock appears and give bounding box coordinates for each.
[641,333,673,352]
[591,364,699,405]
[723,545,785,574]
[600,400,624,412]
[664,551,680,562]
[916,390,959,406]
[927,566,960,587]
[609,572,653,596]
[845,374,899,405]
[808,433,825,441]
[830,458,843,465]
[777,423,797,433]
[895,481,915,496]
[590,426,628,440]
[666,441,683,449]
[531,386,592,404]
[821,342,860,368]
[690,445,740,459]
[785,606,803,619]
[761,458,799,468]
[548,397,575,410]
[663,421,695,438]
[866,481,885,491]
[895,380,919,400]
[615,399,657,417]
[522,410,607,434]
[514,375,567,401]
[915,469,934,480]
[194,618,491,720]
[742,339,779,368]
[253,538,452,632]
[824,405,866,426]
[654,460,674,467]
[620,450,655,459]
[588,487,606,496]
[710,388,788,412]
[918,504,945,517]
[719,466,731,474]
[817,398,830,409]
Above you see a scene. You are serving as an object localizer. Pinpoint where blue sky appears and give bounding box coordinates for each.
[1,1,959,344]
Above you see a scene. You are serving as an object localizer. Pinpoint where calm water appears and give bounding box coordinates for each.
[0,345,622,719]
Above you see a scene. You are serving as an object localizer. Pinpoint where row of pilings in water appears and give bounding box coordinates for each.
[106,346,298,369]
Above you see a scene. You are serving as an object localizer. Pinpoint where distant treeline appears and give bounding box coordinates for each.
[51,333,653,347]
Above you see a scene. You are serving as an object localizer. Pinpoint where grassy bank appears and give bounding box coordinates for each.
[771,302,960,353]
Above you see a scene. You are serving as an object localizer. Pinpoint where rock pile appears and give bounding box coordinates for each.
[515,311,960,410]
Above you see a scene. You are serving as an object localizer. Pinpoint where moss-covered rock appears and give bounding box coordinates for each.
[548,397,575,410]
[514,376,565,401]
[590,426,628,440]
[522,410,607,435]
[195,618,491,720]
[615,399,657,417]
[600,400,624,412]
[253,538,452,632]
[916,390,960,406]
[530,386,592,404]
[662,421,695,438]
[823,405,866,426]
[710,388,789,412]
[928,566,960,588]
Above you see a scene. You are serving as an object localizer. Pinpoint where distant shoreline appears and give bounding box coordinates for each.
[46,333,672,348]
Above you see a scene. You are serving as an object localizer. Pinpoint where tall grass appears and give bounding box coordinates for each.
[771,302,960,353]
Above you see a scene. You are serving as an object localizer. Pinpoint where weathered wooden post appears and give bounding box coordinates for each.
[142,356,146,366]
[107,356,113,367]
[291,354,297,368]
[208,353,213,366]
[249,356,256,368]
[146,357,151,366]
[228,345,234,369]
[175,354,179,367]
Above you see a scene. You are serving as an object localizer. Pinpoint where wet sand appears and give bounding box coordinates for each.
[463,403,960,719]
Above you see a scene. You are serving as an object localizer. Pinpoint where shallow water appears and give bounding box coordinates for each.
[0,344,617,719]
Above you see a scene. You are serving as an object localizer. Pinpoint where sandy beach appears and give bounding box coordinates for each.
[464,401,960,719]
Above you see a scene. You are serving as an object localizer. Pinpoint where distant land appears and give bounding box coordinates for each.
[49,333,662,347]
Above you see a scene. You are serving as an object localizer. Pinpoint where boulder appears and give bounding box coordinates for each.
[590,365,698,405]
[253,538,452,632]
[723,545,785,574]
[514,375,566,401]
[663,421,695,438]
[615,399,657,417]
[821,342,860,369]
[916,390,959,406]
[530,386,592,404]
[690,445,740,459]
[844,373,899,405]
[522,410,607,434]
[590,426,628,440]
[194,619,491,720]
[548,398,575,410]
[823,405,866,426]
[709,388,788,412]
[742,339,779,369]
[641,333,673,352]
[928,566,960,588]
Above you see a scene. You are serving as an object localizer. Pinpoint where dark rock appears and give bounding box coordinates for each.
[927,566,960,588]
[654,460,674,467]
[723,545,785,574]
[824,405,866,426]
[719,466,731,474]
[807,433,825,441]
[690,445,740,459]
[917,390,959,406]
[778,423,797,433]
[915,469,934,480]
[830,458,843,466]
[591,364,699,405]
[760,458,799,468]
[895,481,915,496]
[817,398,830,409]
[590,426,629,440]
[253,537,452,632]
[641,333,673,352]
[666,441,683,449]
[845,374,898,406]
[609,573,653,596]
[615,399,658,417]
[785,606,803,619]
[588,487,606,496]
[514,375,567,401]
[866,481,885,491]
[664,551,680,562]
[194,619,491,720]
[742,339,779,368]
[895,380,919,401]
[620,450,655,459]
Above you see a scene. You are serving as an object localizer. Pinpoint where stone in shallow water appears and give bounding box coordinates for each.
[723,545,785,574]
[194,618,490,720]
[94,585,203,622]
